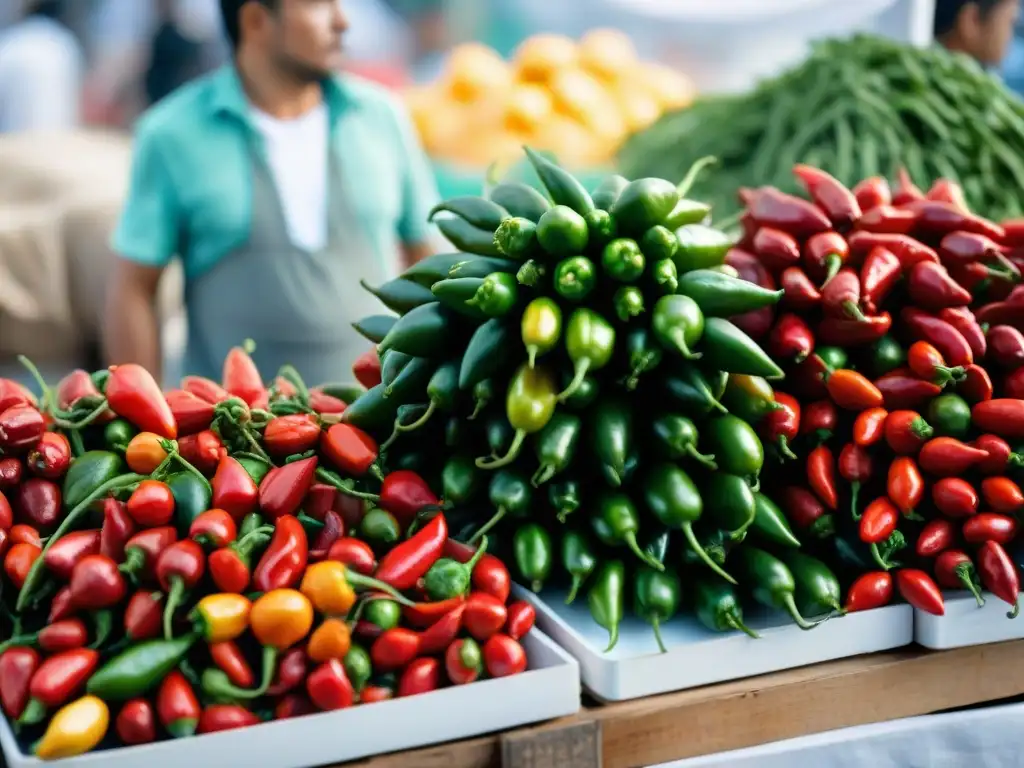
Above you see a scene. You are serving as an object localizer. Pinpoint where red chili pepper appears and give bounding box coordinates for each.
[252,514,308,591]
[926,178,969,211]
[0,648,39,719]
[505,600,535,640]
[258,457,318,520]
[4,542,39,588]
[28,648,99,708]
[398,657,441,697]
[121,525,178,582]
[463,592,509,642]
[196,704,261,734]
[301,483,336,522]
[156,669,201,738]
[0,457,22,490]
[858,246,901,314]
[806,445,838,511]
[767,313,814,364]
[36,619,89,653]
[14,478,61,532]
[273,693,316,719]
[124,589,164,641]
[884,410,933,455]
[939,230,1006,266]
[378,470,441,528]
[802,231,850,283]
[333,489,367,532]
[907,342,964,386]
[855,204,917,235]
[874,368,943,410]
[852,407,887,447]
[211,456,259,522]
[818,312,893,347]
[483,634,528,678]
[918,436,989,477]
[48,587,75,623]
[973,434,1024,475]
[177,430,226,477]
[267,647,308,696]
[69,553,127,609]
[374,512,447,591]
[163,389,216,436]
[981,476,1024,513]
[752,226,801,271]
[127,479,175,527]
[976,540,1020,617]
[977,298,1024,331]
[309,509,345,561]
[852,176,892,211]
[209,547,252,594]
[792,164,861,229]
[116,698,157,745]
[308,388,348,415]
[963,513,1018,545]
[844,571,893,612]
[904,199,1004,241]
[959,364,994,404]
[105,364,177,439]
[263,414,321,457]
[907,261,972,310]
[326,537,375,575]
[0,405,46,454]
[859,498,899,569]
[54,370,108,418]
[8,524,39,547]
[472,554,513,605]
[321,423,381,479]
[270,377,298,401]
[839,442,873,520]
[445,638,482,685]
[181,375,231,405]
[779,266,822,310]
[934,549,985,605]
[43,529,100,580]
[896,568,945,615]
[189,509,238,549]
[26,433,71,480]
[371,628,420,671]
[760,392,800,460]
[826,369,884,410]
[848,231,939,268]
[799,399,837,444]
[0,379,36,414]
[731,305,776,342]
[155,540,206,635]
[987,325,1024,369]
[1004,367,1024,399]
[779,485,832,538]
[931,478,979,519]
[749,186,833,236]
[352,348,383,390]
[210,641,255,688]
[402,595,465,629]
[916,519,955,558]
[417,603,467,655]
[222,343,265,406]
[821,268,866,321]
[726,246,774,287]
[893,167,926,206]
[887,457,923,517]
[1002,218,1024,247]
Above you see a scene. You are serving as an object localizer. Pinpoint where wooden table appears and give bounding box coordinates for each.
[345,640,1024,768]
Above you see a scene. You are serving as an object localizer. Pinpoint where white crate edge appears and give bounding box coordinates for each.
[515,585,914,702]
[0,629,580,768]
[914,590,1024,649]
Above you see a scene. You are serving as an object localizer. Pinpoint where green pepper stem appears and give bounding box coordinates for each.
[954,562,986,607]
[396,401,437,434]
[565,576,583,606]
[842,300,867,323]
[676,155,718,198]
[822,254,843,286]
[345,572,418,607]
[685,445,718,470]
[650,618,667,654]
[665,329,701,361]
[557,360,592,403]
[476,430,526,470]
[468,508,505,546]
[725,613,760,639]
[277,364,311,406]
[682,523,736,585]
[462,536,489,576]
[526,345,539,369]
[205,645,277,700]
[164,577,186,640]
[625,532,665,572]
[1008,600,1019,620]
[17,698,46,727]
[165,444,213,495]
[0,634,39,654]
[775,437,797,462]
[782,593,822,631]
[315,468,380,502]
[531,464,557,488]
[869,543,892,571]
[468,397,486,420]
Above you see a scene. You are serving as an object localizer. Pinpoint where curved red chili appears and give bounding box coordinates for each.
[374,513,447,591]
[780,266,821,310]
[211,456,259,522]
[320,423,381,478]
[934,549,985,605]
[263,414,322,457]
[848,231,938,268]
[378,470,441,528]
[252,514,308,592]
[855,204,917,235]
[792,164,861,229]
[106,364,176,439]
[258,456,318,520]
[907,261,972,310]
[896,569,944,615]
[221,343,265,406]
[818,312,892,346]
[859,246,902,313]
[826,369,884,411]
[806,445,837,511]
[918,437,988,477]
[901,307,973,366]
[752,227,801,271]
[749,187,832,237]
[181,375,231,405]
[976,540,1020,617]
[779,486,832,538]
[839,442,873,520]
[959,364,994,404]
[853,407,887,446]
[803,231,850,283]
[163,389,216,436]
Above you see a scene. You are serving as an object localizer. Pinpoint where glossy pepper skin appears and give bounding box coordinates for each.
[156,540,206,639]
[211,456,259,521]
[157,670,201,738]
[106,364,177,439]
[0,647,40,718]
[253,515,308,592]
[374,512,446,591]
[259,457,318,520]
[34,695,109,760]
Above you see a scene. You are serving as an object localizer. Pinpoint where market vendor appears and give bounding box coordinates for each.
[104,0,439,385]
[934,0,1019,67]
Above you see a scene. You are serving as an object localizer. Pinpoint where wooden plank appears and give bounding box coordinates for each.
[339,642,1024,768]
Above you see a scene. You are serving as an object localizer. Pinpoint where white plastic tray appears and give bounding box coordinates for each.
[0,629,580,768]
[516,586,913,702]
[914,591,1024,650]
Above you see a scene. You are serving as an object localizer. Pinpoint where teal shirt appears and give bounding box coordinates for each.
[113,66,439,280]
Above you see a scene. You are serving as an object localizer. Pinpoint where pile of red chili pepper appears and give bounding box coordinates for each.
[0,346,533,760]
[729,163,1024,620]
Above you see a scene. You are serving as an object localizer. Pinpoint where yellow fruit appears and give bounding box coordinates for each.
[415,101,471,158]
[514,34,578,84]
[533,115,606,167]
[639,63,695,110]
[614,87,663,133]
[443,43,511,103]
[578,28,637,80]
[548,68,610,121]
[503,84,555,134]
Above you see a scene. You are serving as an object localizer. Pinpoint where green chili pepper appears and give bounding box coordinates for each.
[708,264,740,278]
[442,454,481,506]
[703,474,756,539]
[536,205,590,256]
[475,469,533,543]
[643,528,672,566]
[584,209,617,249]
[558,308,616,402]
[167,472,213,534]
[750,493,802,549]
[365,600,401,631]
[484,413,515,458]
[383,356,434,401]
[624,327,663,390]
[610,177,680,235]
[431,278,489,319]
[591,398,632,487]
[524,146,595,215]
[103,419,136,452]
[651,258,679,295]
[549,480,581,523]
[477,363,558,469]
[380,351,413,388]
[704,414,765,487]
[677,270,783,317]
[601,238,646,283]
[235,457,271,486]
[733,547,819,630]
[423,540,488,600]
[360,508,401,547]
[513,523,553,592]
[343,645,373,692]
[662,364,728,415]
[429,196,509,230]
[342,383,401,430]
[700,318,784,379]
[591,173,629,212]
[870,335,906,376]
[692,576,759,638]
[634,566,681,653]
[592,492,664,570]
[561,529,597,604]
[663,198,712,230]
[640,225,679,263]
[352,314,398,344]
[489,182,552,222]
[91,369,110,393]
[651,413,717,468]
[361,278,436,315]
[721,375,780,425]
[448,256,520,280]
[436,217,502,256]
[493,217,539,259]
[399,252,473,287]
[393,451,429,474]
[613,287,646,323]
[644,462,735,584]
[521,297,563,367]
[673,224,732,272]
[927,393,972,439]
[815,345,848,372]
[652,295,704,360]
[63,451,125,511]
[459,318,515,390]
[587,560,625,652]
[559,372,600,410]
[469,378,496,420]
[386,360,459,439]
[780,551,843,618]
[378,302,460,358]
[87,634,197,700]
[531,412,582,487]
[554,256,597,302]
[444,416,463,449]
[317,382,367,405]
[707,368,730,400]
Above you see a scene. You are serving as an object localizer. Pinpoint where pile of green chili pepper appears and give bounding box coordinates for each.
[350,148,844,652]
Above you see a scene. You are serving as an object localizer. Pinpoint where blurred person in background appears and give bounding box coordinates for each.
[104,0,438,385]
[934,0,1020,67]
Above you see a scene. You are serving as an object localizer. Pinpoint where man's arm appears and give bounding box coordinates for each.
[103,260,165,375]
[393,96,440,266]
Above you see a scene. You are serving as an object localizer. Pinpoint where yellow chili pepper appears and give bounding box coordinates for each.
[191,593,251,643]
[307,618,352,663]
[300,561,357,615]
[34,695,109,760]
[250,589,313,650]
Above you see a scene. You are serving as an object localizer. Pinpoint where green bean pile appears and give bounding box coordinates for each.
[619,34,1024,221]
